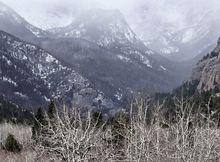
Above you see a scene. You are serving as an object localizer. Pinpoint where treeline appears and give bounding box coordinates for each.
[154,80,220,123]
[200,50,219,62]
[30,95,220,161]
[0,96,34,124]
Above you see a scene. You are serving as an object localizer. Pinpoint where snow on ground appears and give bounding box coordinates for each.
[14,92,28,98]
[160,65,167,71]
[2,76,17,86]
[117,55,130,63]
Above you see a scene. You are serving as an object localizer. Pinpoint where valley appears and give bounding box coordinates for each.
[0,1,220,161]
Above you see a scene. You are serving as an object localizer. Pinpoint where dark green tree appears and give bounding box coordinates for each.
[32,107,46,139]
[47,100,57,119]
[92,111,103,127]
[4,134,22,153]
[108,111,129,147]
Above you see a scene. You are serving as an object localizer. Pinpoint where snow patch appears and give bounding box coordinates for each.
[2,76,17,86]
[2,55,12,65]
[45,55,56,63]
[143,59,152,68]
[182,29,194,43]
[44,96,50,102]
[161,47,179,54]
[22,55,27,60]
[26,25,41,37]
[117,55,130,63]
[14,92,28,98]
[160,65,167,71]
[115,91,123,101]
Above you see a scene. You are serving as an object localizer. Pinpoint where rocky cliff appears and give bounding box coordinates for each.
[191,38,220,92]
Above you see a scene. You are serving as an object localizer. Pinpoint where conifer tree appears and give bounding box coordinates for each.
[48,100,57,119]
[32,107,46,138]
[4,134,22,153]
[36,107,46,124]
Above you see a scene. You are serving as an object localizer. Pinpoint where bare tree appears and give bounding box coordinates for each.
[124,96,220,162]
[33,105,117,161]
[33,96,220,162]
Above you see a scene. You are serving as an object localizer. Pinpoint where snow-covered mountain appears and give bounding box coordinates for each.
[0,3,187,110]
[0,2,49,42]
[40,37,183,104]
[50,9,138,47]
[2,0,220,63]
[49,9,175,71]
[0,30,114,109]
[130,0,220,61]
[41,9,186,103]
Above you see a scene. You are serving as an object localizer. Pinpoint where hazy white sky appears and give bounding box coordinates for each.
[0,0,220,30]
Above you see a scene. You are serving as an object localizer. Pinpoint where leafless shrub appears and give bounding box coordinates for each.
[124,96,220,162]
[34,106,115,161]
[32,96,220,162]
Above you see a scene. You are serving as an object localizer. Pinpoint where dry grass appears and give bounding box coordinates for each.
[123,97,220,162]
[0,123,34,162]
[34,98,220,161]
[1,97,220,161]
[0,123,32,148]
[0,123,58,162]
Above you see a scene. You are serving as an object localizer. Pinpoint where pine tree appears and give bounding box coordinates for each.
[32,107,46,139]
[36,107,46,124]
[48,100,57,119]
[4,134,22,153]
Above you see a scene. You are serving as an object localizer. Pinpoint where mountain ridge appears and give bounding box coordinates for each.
[0,30,115,110]
[0,2,49,42]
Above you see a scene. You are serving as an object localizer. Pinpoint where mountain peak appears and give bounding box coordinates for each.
[50,8,137,47]
[0,2,49,41]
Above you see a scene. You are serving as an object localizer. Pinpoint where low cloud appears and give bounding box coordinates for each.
[0,0,219,30]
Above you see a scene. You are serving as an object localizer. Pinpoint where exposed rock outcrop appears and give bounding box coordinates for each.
[191,37,220,92]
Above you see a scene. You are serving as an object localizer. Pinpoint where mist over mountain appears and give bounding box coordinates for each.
[1,0,220,61]
[0,0,219,111]
[41,8,186,106]
[1,1,220,161]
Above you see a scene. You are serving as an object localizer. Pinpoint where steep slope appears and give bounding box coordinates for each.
[190,38,220,92]
[50,9,137,47]
[0,2,49,42]
[0,30,113,109]
[40,9,185,104]
[0,95,34,123]
[40,38,181,104]
[49,9,173,70]
[154,38,220,120]
[131,0,220,61]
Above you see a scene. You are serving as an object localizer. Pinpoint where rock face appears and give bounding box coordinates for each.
[0,30,113,109]
[191,38,220,92]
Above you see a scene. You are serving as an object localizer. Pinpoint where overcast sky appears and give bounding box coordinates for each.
[0,0,220,30]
